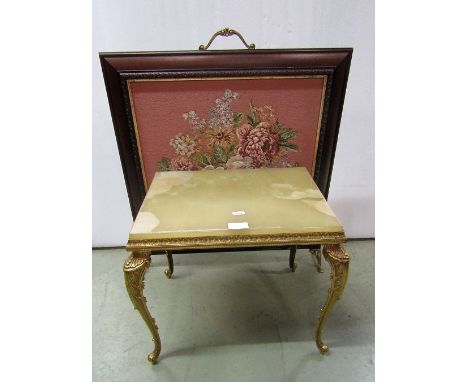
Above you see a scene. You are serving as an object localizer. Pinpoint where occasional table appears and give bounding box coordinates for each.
[124,167,350,364]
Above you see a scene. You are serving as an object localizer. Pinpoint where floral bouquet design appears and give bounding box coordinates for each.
[157,89,300,171]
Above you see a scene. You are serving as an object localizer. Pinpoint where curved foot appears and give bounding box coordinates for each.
[147,332,161,364]
[291,262,298,272]
[315,244,349,354]
[148,351,158,364]
[317,343,329,354]
[164,268,173,279]
[124,252,162,364]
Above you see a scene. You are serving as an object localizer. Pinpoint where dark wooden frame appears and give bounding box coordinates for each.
[100,48,352,219]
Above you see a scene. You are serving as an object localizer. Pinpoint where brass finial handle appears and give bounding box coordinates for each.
[199,28,256,50]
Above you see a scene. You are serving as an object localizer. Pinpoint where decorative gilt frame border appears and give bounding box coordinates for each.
[100,49,352,218]
[126,231,346,252]
[126,74,328,191]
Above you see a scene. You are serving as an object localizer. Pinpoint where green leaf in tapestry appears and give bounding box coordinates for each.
[249,99,255,114]
[158,157,170,171]
[191,152,212,167]
[225,144,236,158]
[233,111,244,125]
[279,142,299,152]
[278,127,298,143]
[248,99,258,126]
[247,115,256,127]
[213,144,228,164]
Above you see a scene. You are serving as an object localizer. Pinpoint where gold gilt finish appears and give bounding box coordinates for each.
[315,244,350,353]
[123,252,161,364]
[127,232,345,252]
[199,27,255,50]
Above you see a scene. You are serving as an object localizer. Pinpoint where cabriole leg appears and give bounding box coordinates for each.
[315,244,350,354]
[164,250,174,279]
[124,251,161,364]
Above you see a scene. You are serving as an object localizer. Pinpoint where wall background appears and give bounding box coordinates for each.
[92,0,374,246]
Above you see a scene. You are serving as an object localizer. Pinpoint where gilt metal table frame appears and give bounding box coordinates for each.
[124,235,349,364]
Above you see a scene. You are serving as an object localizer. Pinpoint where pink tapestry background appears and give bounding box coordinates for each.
[129,77,325,187]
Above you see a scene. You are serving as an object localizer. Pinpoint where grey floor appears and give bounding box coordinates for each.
[93,240,374,382]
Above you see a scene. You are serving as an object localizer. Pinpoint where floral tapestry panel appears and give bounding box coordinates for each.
[128,77,326,187]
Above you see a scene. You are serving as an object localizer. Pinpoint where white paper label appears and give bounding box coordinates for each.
[228,222,249,230]
[232,210,246,216]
